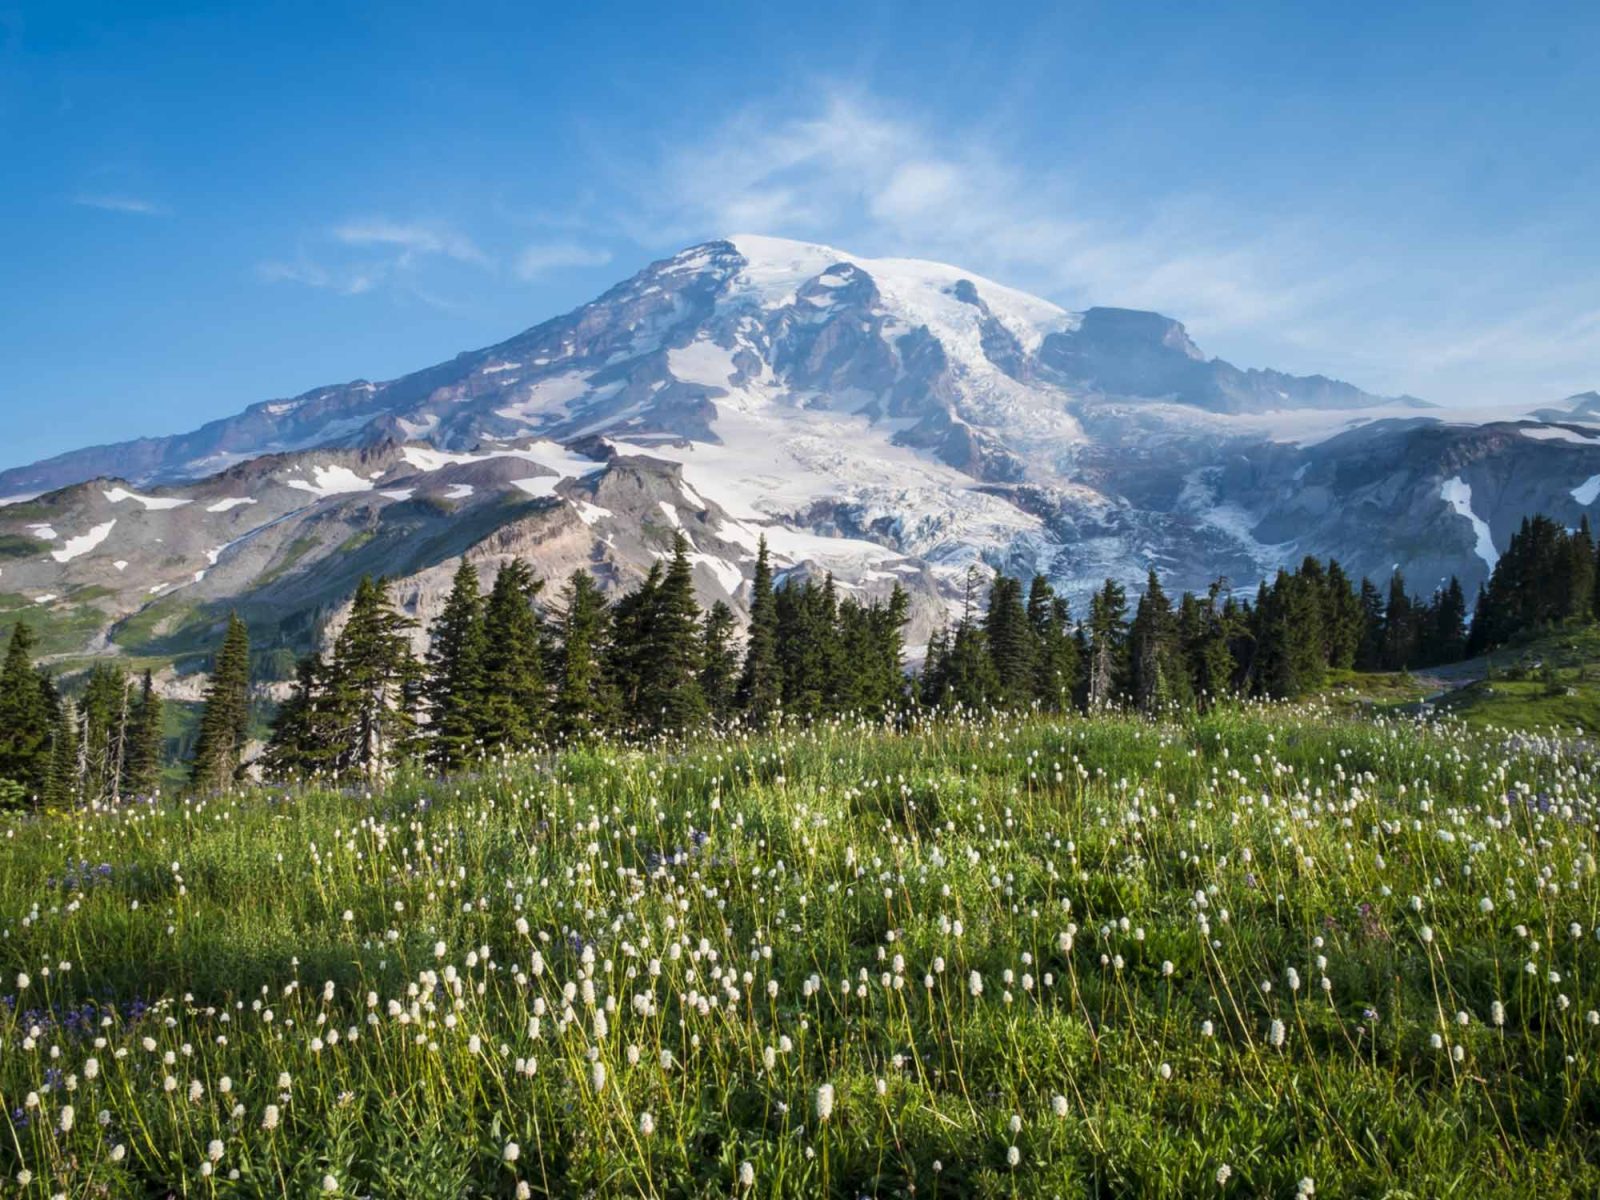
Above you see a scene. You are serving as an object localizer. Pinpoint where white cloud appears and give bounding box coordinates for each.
[256,257,381,295]
[332,218,487,266]
[72,193,168,216]
[628,87,1596,405]
[637,90,1333,343]
[515,241,613,280]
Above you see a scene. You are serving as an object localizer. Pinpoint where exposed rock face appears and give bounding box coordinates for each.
[2,234,1596,674]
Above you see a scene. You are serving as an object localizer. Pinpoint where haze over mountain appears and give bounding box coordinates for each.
[3,234,1597,676]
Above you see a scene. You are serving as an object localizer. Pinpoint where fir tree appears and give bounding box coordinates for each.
[607,563,662,722]
[1179,584,1235,707]
[735,536,781,724]
[122,670,164,797]
[189,613,252,793]
[478,560,547,753]
[263,654,332,780]
[1323,560,1364,670]
[44,694,79,807]
[424,560,488,771]
[1356,578,1386,669]
[1129,569,1188,713]
[553,570,613,741]
[982,573,1036,707]
[0,622,53,800]
[639,533,707,732]
[1086,579,1129,707]
[79,664,130,804]
[1025,578,1079,708]
[325,578,418,782]
[698,601,740,724]
[1382,572,1417,670]
[1429,577,1468,665]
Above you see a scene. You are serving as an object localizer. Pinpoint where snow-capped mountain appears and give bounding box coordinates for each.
[3,234,1598,670]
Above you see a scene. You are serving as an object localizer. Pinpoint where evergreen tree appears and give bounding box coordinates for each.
[1382,572,1417,670]
[1429,576,1468,665]
[983,573,1036,707]
[1559,516,1595,621]
[1356,578,1386,670]
[1025,577,1079,708]
[189,613,252,793]
[424,560,488,771]
[263,655,333,781]
[1323,560,1364,670]
[920,625,950,708]
[1180,583,1236,707]
[775,577,837,721]
[0,623,53,800]
[44,694,79,807]
[638,533,706,732]
[698,601,740,724]
[1129,569,1188,712]
[121,670,164,797]
[478,560,547,752]
[79,664,130,804]
[1086,579,1129,707]
[325,578,418,782]
[553,570,613,741]
[735,536,781,724]
[607,563,662,722]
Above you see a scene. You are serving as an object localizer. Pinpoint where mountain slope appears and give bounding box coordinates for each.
[3,234,1596,675]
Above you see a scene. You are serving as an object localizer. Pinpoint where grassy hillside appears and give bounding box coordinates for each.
[3,707,1598,1197]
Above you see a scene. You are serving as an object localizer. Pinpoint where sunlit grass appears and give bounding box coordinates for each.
[3,703,1598,1197]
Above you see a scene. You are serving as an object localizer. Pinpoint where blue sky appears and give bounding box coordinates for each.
[3,0,1598,469]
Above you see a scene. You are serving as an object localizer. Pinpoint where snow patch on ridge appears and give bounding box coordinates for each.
[104,486,190,511]
[1440,477,1497,569]
[285,465,376,498]
[51,519,116,563]
[1572,475,1600,506]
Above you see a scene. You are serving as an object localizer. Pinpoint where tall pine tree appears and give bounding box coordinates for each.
[736,536,781,724]
[478,560,547,753]
[424,560,488,771]
[189,613,252,793]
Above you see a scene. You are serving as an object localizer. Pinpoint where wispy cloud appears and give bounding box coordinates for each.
[635,90,1335,340]
[331,217,487,267]
[72,193,169,216]
[256,257,382,296]
[623,87,1596,404]
[515,241,613,280]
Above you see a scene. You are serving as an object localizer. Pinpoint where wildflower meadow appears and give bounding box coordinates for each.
[3,705,1598,1197]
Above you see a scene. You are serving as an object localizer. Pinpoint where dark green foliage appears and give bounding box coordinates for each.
[1470,515,1599,653]
[735,536,781,724]
[188,612,252,793]
[44,693,78,807]
[423,560,488,771]
[636,534,706,733]
[1027,576,1080,707]
[79,663,131,803]
[552,569,614,741]
[263,654,335,780]
[122,670,165,797]
[478,560,547,752]
[1129,569,1189,712]
[698,601,740,725]
[1086,579,1129,707]
[982,572,1035,707]
[323,577,419,781]
[0,622,54,801]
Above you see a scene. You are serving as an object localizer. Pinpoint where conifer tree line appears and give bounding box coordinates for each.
[0,622,164,808]
[260,532,911,784]
[3,508,1599,805]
